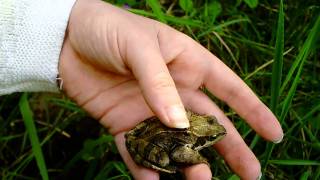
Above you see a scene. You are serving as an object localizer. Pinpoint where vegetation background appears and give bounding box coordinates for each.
[0,0,319,179]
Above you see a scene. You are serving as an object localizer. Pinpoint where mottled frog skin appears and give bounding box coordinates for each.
[125,110,226,173]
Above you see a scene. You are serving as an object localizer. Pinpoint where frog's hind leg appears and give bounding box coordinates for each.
[170,146,208,165]
[126,136,171,169]
[129,145,176,173]
[140,157,177,173]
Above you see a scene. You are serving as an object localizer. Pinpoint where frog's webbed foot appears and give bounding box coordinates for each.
[170,146,208,165]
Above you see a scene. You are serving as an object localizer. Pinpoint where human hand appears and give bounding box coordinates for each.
[58,0,283,179]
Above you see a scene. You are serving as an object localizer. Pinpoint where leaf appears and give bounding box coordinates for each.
[243,0,258,9]
[179,0,194,13]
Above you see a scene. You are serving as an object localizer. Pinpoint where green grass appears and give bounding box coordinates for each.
[1,0,320,179]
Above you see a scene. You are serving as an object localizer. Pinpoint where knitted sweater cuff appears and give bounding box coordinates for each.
[0,0,76,95]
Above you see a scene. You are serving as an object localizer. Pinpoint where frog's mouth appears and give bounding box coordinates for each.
[193,132,226,151]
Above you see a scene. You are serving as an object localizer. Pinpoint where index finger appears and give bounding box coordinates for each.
[185,41,283,143]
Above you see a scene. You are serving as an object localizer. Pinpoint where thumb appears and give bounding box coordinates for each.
[127,47,189,128]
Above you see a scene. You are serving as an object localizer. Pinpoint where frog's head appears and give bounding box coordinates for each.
[187,111,226,150]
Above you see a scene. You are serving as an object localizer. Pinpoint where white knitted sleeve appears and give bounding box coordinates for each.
[0,0,76,95]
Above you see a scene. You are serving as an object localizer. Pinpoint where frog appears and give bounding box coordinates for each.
[125,110,227,173]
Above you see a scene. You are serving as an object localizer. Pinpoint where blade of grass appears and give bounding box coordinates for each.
[146,0,166,23]
[12,154,34,179]
[94,161,130,180]
[129,8,202,27]
[84,159,98,180]
[292,110,319,144]
[286,135,320,150]
[113,162,129,176]
[2,171,35,180]
[269,159,320,166]
[285,103,320,136]
[299,170,311,180]
[270,0,284,114]
[0,133,25,141]
[279,48,304,95]
[197,18,249,37]
[211,32,243,75]
[107,175,131,180]
[244,48,293,80]
[249,134,260,149]
[220,34,275,55]
[19,93,48,180]
[48,97,83,112]
[315,165,320,180]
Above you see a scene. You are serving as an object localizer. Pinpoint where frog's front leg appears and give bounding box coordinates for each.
[170,145,208,165]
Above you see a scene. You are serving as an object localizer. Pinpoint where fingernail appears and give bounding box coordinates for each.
[166,105,189,128]
[273,133,284,144]
[257,172,262,180]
